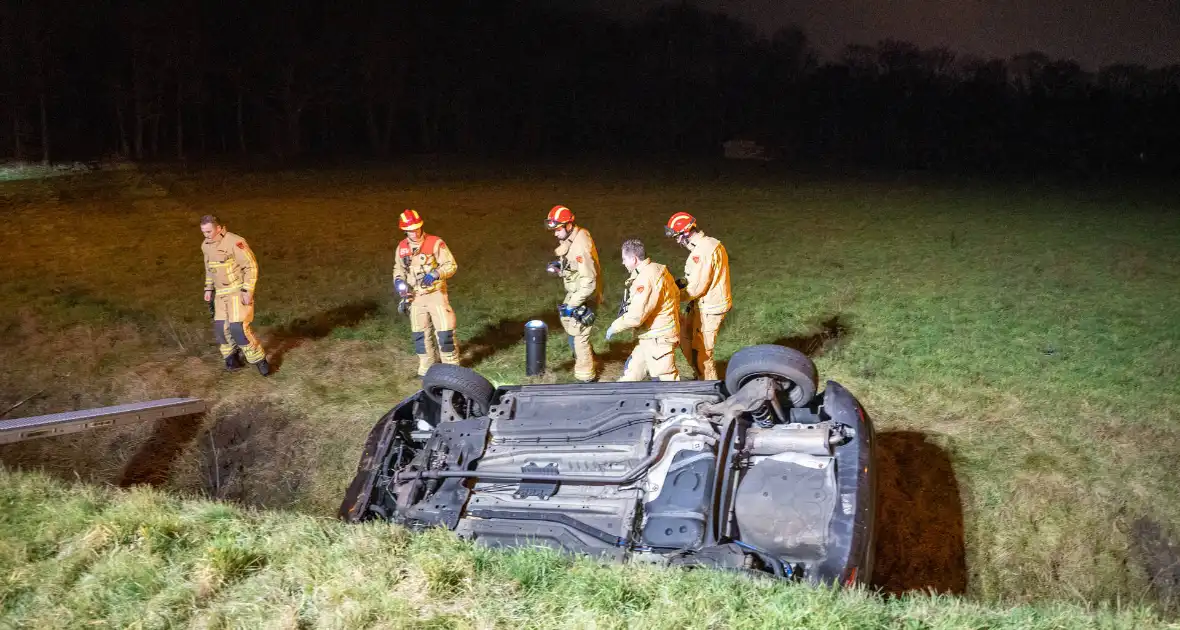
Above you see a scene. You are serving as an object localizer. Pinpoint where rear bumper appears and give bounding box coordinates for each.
[811,381,877,586]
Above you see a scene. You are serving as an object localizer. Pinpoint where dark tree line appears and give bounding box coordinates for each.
[2,0,1179,173]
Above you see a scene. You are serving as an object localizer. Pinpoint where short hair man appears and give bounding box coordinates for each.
[200,215,269,375]
[604,239,681,381]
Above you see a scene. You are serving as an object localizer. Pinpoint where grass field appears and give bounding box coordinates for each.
[2,160,1180,624]
[2,468,1169,629]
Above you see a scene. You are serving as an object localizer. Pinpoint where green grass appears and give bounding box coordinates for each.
[2,161,1180,621]
[0,469,1170,629]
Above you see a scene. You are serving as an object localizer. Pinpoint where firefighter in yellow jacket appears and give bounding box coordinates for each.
[604,239,681,381]
[666,212,731,380]
[393,209,460,377]
[201,215,270,376]
[545,205,602,382]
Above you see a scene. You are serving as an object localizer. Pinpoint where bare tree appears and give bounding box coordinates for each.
[358,7,412,157]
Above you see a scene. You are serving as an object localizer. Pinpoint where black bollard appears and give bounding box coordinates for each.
[524,320,547,376]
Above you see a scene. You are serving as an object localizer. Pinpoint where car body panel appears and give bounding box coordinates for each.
[340,376,875,585]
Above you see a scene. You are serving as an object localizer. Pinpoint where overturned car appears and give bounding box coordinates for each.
[340,344,875,584]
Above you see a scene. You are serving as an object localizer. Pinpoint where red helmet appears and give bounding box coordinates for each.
[545,205,575,230]
[398,209,424,231]
[665,212,696,238]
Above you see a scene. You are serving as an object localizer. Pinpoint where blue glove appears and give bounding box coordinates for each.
[421,271,439,287]
[605,321,620,341]
[558,303,573,317]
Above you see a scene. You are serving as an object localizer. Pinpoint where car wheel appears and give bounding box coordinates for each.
[422,364,495,416]
[723,344,818,407]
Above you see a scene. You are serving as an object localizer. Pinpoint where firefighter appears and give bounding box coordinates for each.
[604,239,680,382]
[545,205,602,382]
[200,215,269,376]
[666,212,731,380]
[393,209,460,377]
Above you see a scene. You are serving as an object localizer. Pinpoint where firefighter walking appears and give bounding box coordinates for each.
[604,239,681,382]
[545,205,602,382]
[200,215,270,376]
[666,212,731,380]
[393,209,460,377]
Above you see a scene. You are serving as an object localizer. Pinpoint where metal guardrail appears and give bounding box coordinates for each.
[0,398,207,445]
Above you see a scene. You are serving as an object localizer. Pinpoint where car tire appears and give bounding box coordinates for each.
[723,344,818,407]
[422,364,495,415]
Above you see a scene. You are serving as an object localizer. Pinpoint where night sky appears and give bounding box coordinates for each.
[581,0,1180,69]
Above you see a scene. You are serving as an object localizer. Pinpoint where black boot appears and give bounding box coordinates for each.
[224,351,244,371]
[255,359,271,376]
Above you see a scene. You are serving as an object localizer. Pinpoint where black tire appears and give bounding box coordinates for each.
[422,364,495,415]
[723,344,818,407]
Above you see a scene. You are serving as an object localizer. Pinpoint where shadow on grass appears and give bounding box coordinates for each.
[710,314,852,382]
[598,341,634,364]
[552,340,633,379]
[871,431,968,596]
[266,300,380,370]
[463,311,561,367]
[770,314,851,358]
[469,310,852,380]
[1130,516,1180,614]
[117,413,206,487]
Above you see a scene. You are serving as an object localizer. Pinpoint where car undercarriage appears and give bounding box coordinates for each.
[340,345,875,584]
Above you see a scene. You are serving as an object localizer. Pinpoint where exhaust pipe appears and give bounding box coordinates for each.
[524,320,547,376]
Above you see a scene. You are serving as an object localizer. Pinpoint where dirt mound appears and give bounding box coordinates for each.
[197,400,311,509]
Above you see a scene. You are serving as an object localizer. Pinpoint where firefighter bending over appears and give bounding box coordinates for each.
[604,239,681,382]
